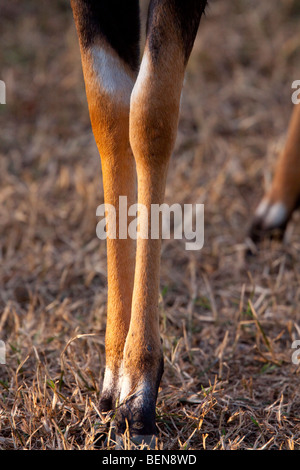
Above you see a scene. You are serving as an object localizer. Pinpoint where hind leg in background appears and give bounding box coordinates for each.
[71,0,140,412]
[250,104,300,241]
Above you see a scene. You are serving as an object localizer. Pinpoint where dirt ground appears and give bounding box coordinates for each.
[1,0,300,450]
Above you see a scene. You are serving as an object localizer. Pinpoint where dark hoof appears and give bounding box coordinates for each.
[99,395,114,413]
[249,216,287,244]
[115,395,158,437]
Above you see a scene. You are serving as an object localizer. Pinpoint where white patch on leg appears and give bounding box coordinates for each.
[90,46,135,105]
[119,374,133,403]
[130,49,151,106]
[102,367,114,393]
[255,198,288,229]
[255,198,269,218]
[264,202,288,228]
[119,375,151,407]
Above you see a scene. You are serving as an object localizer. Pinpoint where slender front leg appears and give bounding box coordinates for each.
[115,0,207,440]
[251,104,300,240]
[70,0,140,411]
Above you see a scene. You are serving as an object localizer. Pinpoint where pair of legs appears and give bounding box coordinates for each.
[251,104,300,240]
[71,0,207,440]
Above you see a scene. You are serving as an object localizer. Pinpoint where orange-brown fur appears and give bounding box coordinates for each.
[251,103,300,238]
[80,44,137,385]
[266,104,300,211]
[79,24,188,396]
[123,34,187,391]
[71,0,207,439]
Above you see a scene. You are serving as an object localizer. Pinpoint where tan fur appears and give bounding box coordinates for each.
[120,32,187,391]
[267,104,300,211]
[80,45,137,382]
[72,4,200,435]
[251,103,300,237]
[80,28,188,395]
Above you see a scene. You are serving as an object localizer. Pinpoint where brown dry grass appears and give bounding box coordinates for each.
[1,0,300,450]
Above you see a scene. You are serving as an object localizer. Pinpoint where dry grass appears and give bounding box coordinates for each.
[1,0,300,450]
